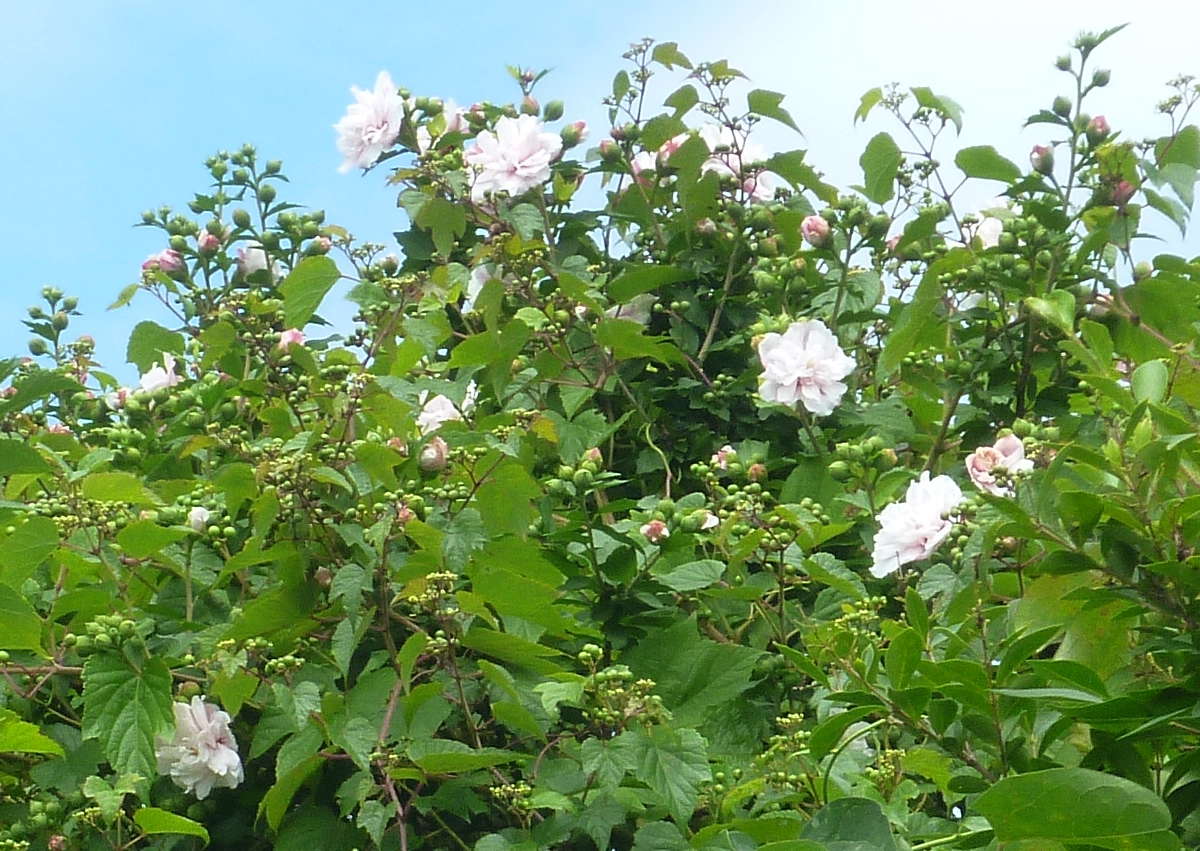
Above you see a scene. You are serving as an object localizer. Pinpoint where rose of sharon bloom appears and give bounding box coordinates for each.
[139,353,183,394]
[104,387,131,410]
[416,98,467,154]
[870,472,963,578]
[801,215,831,247]
[278,328,305,350]
[335,71,406,172]
[196,230,222,255]
[640,519,670,543]
[965,434,1033,496]
[416,381,478,434]
[711,445,734,470]
[698,124,776,203]
[237,241,276,280]
[464,115,563,202]
[188,506,211,533]
[155,697,244,800]
[143,249,185,275]
[758,320,856,417]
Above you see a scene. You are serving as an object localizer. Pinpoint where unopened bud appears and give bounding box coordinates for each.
[1091,68,1111,88]
[51,311,70,331]
[1133,260,1153,281]
[1030,144,1055,176]
[419,436,449,472]
[1052,96,1072,118]
[28,338,49,356]
[1086,115,1110,145]
[520,96,539,116]
[62,296,78,312]
[1054,55,1072,71]
[599,140,622,163]
[1112,180,1136,207]
[258,183,277,203]
[801,214,831,247]
[232,208,252,229]
[560,120,588,148]
[542,100,565,121]
[747,463,767,482]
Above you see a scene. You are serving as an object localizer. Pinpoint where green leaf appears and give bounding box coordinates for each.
[475,460,542,538]
[1156,125,1200,169]
[0,515,60,587]
[468,537,571,635]
[764,151,838,203]
[80,471,156,506]
[808,707,877,761]
[1026,290,1076,335]
[801,797,898,850]
[1132,360,1169,403]
[885,627,922,689]
[0,583,44,653]
[854,87,884,124]
[911,87,963,132]
[974,767,1180,850]
[664,84,699,117]
[134,808,210,844]
[126,321,185,373]
[116,520,189,559]
[260,755,322,830]
[0,372,83,415]
[747,89,800,133]
[0,707,64,756]
[608,265,694,303]
[415,196,468,256]
[615,726,710,824]
[859,132,902,204]
[81,654,175,780]
[651,559,724,592]
[0,440,50,476]
[406,739,520,773]
[280,256,340,329]
[955,145,1022,183]
[651,42,692,70]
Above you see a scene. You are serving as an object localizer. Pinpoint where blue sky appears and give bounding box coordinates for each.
[3,1,1198,380]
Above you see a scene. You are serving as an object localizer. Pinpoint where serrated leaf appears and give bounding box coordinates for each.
[1026,290,1076,335]
[0,583,44,653]
[859,132,902,203]
[0,440,50,476]
[616,726,710,824]
[0,515,59,587]
[854,87,884,124]
[116,520,189,559]
[801,797,898,850]
[81,654,174,780]
[415,196,468,256]
[0,707,64,756]
[651,42,692,70]
[911,86,963,133]
[280,256,340,329]
[134,808,210,843]
[748,89,800,133]
[80,471,156,505]
[651,559,724,592]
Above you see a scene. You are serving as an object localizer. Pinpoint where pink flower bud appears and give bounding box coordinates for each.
[801,215,831,247]
[584,447,602,463]
[419,436,449,472]
[747,463,767,482]
[887,234,902,254]
[386,436,408,455]
[599,139,621,162]
[711,444,734,470]
[308,235,332,255]
[560,120,589,148]
[143,249,186,275]
[1112,179,1136,207]
[1086,115,1110,145]
[396,505,416,525]
[520,96,539,116]
[1030,145,1055,176]
[640,519,670,543]
[277,328,305,350]
[197,231,222,255]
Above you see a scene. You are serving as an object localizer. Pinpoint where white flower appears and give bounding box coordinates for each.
[757,320,856,416]
[699,125,775,203]
[155,697,244,800]
[416,381,478,434]
[188,506,211,533]
[236,240,278,281]
[464,115,563,202]
[965,434,1033,496]
[464,265,504,312]
[604,293,657,327]
[335,71,406,172]
[104,387,131,410]
[640,520,670,542]
[700,511,720,530]
[711,445,734,470]
[870,472,963,578]
[139,353,182,394]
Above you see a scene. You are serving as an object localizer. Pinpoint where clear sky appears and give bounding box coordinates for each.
[3,1,1199,379]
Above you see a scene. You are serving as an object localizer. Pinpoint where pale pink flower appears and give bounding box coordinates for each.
[698,125,775,203]
[965,434,1032,496]
[143,249,185,275]
[801,215,831,247]
[417,98,467,153]
[870,472,963,578]
[757,320,856,416]
[139,353,183,394]
[309,235,332,254]
[104,387,131,410]
[464,265,499,311]
[236,241,277,280]
[335,71,406,172]
[46,423,71,435]
[278,328,305,350]
[711,445,734,470]
[416,381,478,434]
[464,115,563,202]
[188,506,211,533]
[700,511,720,530]
[196,231,222,254]
[155,697,243,800]
[640,519,670,543]
[418,436,449,472]
[630,150,658,184]
[657,133,690,164]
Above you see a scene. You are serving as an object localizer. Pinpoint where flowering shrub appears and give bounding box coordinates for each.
[4,27,1200,851]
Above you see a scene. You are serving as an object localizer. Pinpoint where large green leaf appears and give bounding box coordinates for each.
[126,321,185,373]
[613,726,710,824]
[81,653,175,780]
[956,145,1021,183]
[0,583,44,653]
[280,256,340,329]
[859,132,902,203]
[0,440,50,476]
[747,89,800,133]
[801,797,898,851]
[974,767,1180,850]
[0,516,60,587]
[608,265,694,303]
[0,707,64,756]
[134,808,210,844]
[116,520,189,559]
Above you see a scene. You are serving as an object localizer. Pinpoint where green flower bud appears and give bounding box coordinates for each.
[232,208,252,229]
[28,338,49,356]
[1052,96,1072,118]
[51,311,69,331]
[1091,68,1111,88]
[258,183,277,204]
[542,100,565,121]
[1054,55,1072,71]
